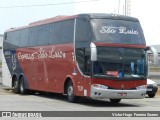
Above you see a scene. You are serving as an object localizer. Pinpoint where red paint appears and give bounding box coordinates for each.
[16,43,147,97]
[5,14,147,99]
[92,78,146,90]
[17,44,73,92]
[16,44,91,97]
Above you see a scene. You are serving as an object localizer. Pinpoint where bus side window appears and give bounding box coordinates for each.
[49,19,75,45]
[75,18,91,42]
[61,19,74,43]
[3,32,12,49]
[76,48,91,76]
[38,24,50,46]
[12,31,20,48]
[49,22,62,44]
[4,33,7,40]
[19,29,29,47]
[28,27,39,47]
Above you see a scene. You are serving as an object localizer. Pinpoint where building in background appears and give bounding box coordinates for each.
[124,0,131,16]
[0,34,2,83]
[0,34,3,47]
[147,45,160,66]
[0,34,3,61]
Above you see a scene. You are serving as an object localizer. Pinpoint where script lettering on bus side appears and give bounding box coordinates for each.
[100,26,138,35]
[18,47,66,61]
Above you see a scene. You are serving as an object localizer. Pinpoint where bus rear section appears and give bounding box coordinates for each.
[2,14,148,103]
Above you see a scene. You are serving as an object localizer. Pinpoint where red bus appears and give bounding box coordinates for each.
[2,14,148,103]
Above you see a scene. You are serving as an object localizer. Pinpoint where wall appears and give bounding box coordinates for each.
[0,34,3,84]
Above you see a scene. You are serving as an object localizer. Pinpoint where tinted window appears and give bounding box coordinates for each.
[4,32,12,49]
[93,47,147,79]
[28,27,39,46]
[49,19,74,44]
[49,22,62,44]
[75,18,91,42]
[49,23,55,44]
[12,31,20,48]
[91,19,145,45]
[4,33,7,40]
[7,19,74,47]
[38,24,50,45]
[61,19,74,43]
[19,29,29,47]
[7,32,12,43]
[76,48,91,76]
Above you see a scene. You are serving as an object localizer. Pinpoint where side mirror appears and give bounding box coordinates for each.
[144,46,150,51]
[90,42,97,61]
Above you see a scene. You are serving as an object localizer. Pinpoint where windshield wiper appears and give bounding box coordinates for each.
[94,73,117,77]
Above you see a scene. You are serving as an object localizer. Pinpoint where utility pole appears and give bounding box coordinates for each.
[118,0,120,15]
[125,0,131,16]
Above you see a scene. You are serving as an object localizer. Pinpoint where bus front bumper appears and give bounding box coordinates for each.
[90,85,146,99]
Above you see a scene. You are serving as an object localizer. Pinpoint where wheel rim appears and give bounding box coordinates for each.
[20,81,24,93]
[68,86,73,97]
[14,81,18,89]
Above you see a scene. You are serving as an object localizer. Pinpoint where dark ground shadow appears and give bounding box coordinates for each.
[27,90,141,108]
[1,87,142,108]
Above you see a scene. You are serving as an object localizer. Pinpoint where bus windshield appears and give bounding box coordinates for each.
[91,19,145,45]
[93,47,147,79]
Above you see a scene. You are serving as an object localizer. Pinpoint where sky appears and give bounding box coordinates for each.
[0,0,160,45]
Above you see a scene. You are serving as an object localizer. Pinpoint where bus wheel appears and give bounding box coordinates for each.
[148,93,156,98]
[67,81,77,103]
[19,77,27,95]
[13,80,20,94]
[110,99,121,103]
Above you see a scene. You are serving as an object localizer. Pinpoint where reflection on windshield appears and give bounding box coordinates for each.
[91,19,145,45]
[93,47,147,79]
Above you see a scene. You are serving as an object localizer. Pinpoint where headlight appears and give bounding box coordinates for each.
[136,85,147,90]
[93,84,108,89]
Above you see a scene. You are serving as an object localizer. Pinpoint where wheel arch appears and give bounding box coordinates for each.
[12,74,18,88]
[18,73,29,90]
[64,76,75,94]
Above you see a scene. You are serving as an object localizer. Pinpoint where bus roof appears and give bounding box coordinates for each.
[78,13,139,21]
[5,13,139,32]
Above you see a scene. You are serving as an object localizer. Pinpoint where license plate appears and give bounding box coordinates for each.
[118,93,127,96]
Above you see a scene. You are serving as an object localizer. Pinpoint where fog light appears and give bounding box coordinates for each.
[136,85,147,90]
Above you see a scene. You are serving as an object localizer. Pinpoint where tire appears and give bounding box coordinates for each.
[67,81,77,103]
[148,93,156,98]
[13,80,20,94]
[19,77,27,95]
[110,99,121,103]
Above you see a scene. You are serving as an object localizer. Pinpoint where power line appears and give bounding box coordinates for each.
[0,0,100,9]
